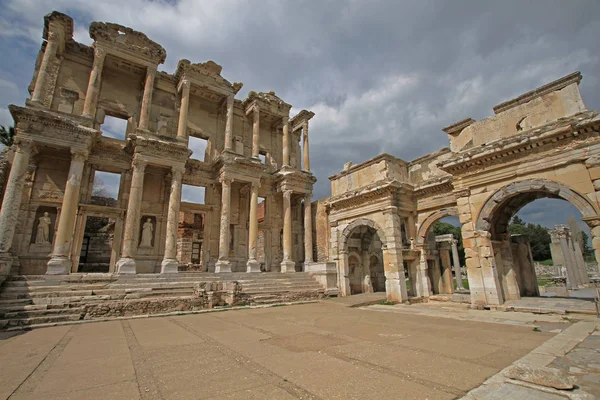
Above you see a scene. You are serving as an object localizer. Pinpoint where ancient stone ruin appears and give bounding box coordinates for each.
[1,12,599,327]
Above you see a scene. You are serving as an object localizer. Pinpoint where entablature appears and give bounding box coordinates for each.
[242,90,291,124]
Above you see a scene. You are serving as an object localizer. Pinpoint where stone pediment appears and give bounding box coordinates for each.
[243,90,292,119]
[175,59,241,97]
[89,22,166,65]
[290,110,315,132]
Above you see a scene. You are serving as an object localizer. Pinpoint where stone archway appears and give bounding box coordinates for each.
[417,208,458,245]
[340,218,388,251]
[466,179,600,305]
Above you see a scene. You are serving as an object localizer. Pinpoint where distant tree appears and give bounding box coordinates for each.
[0,125,15,147]
[90,177,118,207]
[581,231,592,256]
[508,216,551,261]
[432,221,465,267]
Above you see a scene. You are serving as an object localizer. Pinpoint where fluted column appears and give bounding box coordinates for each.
[215,177,232,273]
[47,150,87,274]
[0,140,33,255]
[31,32,59,104]
[82,47,106,119]
[251,106,260,158]
[302,121,310,171]
[280,189,295,273]
[161,166,184,273]
[138,66,157,130]
[246,182,261,272]
[451,239,464,290]
[282,117,290,167]
[116,159,147,274]
[304,193,313,264]
[225,95,234,151]
[177,80,191,140]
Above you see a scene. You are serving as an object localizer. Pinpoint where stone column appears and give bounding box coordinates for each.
[571,237,590,285]
[177,80,191,140]
[251,106,260,158]
[224,95,234,151]
[246,182,261,272]
[161,166,184,273]
[116,159,146,274]
[82,47,106,119]
[215,177,232,273]
[0,140,33,262]
[381,210,409,302]
[138,66,157,131]
[282,117,290,167]
[302,121,310,171]
[47,150,87,274]
[451,239,464,290]
[280,189,295,272]
[556,229,578,289]
[31,32,59,104]
[439,245,454,294]
[304,193,313,265]
[589,224,600,274]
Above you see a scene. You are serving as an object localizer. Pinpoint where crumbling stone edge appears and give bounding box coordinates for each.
[3,300,321,332]
[461,320,599,399]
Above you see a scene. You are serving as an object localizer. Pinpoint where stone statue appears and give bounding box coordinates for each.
[35,212,52,244]
[363,274,373,293]
[140,218,154,247]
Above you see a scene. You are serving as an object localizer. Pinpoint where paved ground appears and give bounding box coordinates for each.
[0,299,561,400]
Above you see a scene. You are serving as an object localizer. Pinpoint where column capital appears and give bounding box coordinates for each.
[281,116,289,125]
[132,158,147,172]
[283,189,293,199]
[93,46,106,60]
[146,65,158,75]
[70,149,88,163]
[251,181,261,189]
[14,139,35,154]
[219,176,233,186]
[47,31,60,44]
[302,119,309,132]
[171,165,185,176]
[178,79,191,93]
[304,192,313,201]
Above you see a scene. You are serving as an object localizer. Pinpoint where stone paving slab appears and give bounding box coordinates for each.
[0,301,559,399]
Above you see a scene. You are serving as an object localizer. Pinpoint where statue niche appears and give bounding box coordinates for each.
[29,206,57,254]
[138,216,156,248]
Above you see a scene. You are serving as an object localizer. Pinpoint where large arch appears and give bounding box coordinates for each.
[417,207,459,245]
[476,179,599,237]
[340,218,388,251]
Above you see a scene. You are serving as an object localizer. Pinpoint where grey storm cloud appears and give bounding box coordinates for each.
[0,0,599,228]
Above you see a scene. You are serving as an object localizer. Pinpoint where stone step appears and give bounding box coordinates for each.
[243,285,323,294]
[0,304,49,313]
[3,307,85,319]
[7,313,83,327]
[0,298,33,306]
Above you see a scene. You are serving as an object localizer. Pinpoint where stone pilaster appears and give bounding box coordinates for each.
[588,223,600,274]
[31,32,59,104]
[417,249,431,297]
[451,239,464,290]
[177,80,191,140]
[138,66,157,131]
[116,159,146,274]
[304,193,313,264]
[82,47,106,119]
[225,95,234,151]
[381,209,408,302]
[0,140,33,275]
[47,150,87,274]
[280,189,295,273]
[251,105,260,158]
[161,166,184,273]
[246,182,261,272]
[282,117,290,167]
[302,121,310,171]
[215,177,232,273]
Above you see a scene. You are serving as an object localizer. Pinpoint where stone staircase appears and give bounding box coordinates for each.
[0,272,325,329]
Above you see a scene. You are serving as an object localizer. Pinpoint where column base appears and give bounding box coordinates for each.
[160,258,179,274]
[246,259,261,273]
[116,257,137,274]
[215,260,231,273]
[280,260,295,273]
[46,256,71,275]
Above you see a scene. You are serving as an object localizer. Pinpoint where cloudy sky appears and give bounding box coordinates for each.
[0,0,599,230]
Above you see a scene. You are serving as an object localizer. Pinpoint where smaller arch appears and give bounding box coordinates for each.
[340,218,387,251]
[476,179,600,233]
[416,208,459,245]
